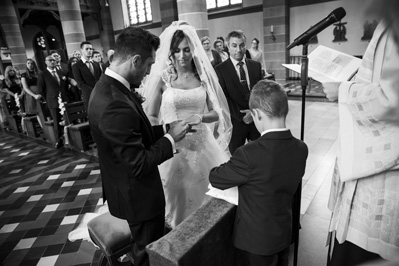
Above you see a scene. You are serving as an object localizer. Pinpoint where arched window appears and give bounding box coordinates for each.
[206,0,242,10]
[127,0,152,25]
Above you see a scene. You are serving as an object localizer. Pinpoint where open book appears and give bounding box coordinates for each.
[283,45,362,83]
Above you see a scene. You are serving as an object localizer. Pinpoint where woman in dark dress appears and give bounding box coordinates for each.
[21,59,41,116]
[1,66,23,114]
[66,57,81,102]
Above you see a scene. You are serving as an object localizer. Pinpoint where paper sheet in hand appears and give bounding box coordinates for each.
[282,45,362,83]
[206,184,238,206]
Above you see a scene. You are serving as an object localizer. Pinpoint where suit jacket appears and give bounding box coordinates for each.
[72,60,102,106]
[209,130,308,256]
[37,69,68,109]
[88,74,173,223]
[215,58,262,123]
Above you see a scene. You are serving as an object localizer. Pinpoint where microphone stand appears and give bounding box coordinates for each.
[293,42,309,266]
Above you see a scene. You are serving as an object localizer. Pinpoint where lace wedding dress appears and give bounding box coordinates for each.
[160,83,232,228]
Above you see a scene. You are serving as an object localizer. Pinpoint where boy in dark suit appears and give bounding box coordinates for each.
[209,80,308,266]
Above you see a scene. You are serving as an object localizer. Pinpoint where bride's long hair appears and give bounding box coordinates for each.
[168,30,199,81]
[142,21,232,152]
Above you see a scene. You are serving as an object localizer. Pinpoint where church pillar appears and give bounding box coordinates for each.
[57,0,85,57]
[160,0,178,30]
[0,0,27,70]
[177,0,209,38]
[263,0,290,80]
[99,0,115,55]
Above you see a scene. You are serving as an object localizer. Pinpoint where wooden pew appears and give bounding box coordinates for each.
[37,101,57,145]
[64,101,93,151]
[0,96,22,133]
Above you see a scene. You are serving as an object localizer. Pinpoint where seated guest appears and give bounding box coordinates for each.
[214,40,229,62]
[66,57,81,102]
[201,36,222,67]
[248,38,268,76]
[209,80,308,266]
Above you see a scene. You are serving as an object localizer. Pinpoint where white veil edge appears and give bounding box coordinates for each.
[142,21,232,152]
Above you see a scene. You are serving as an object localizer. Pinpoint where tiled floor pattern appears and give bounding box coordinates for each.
[0,133,103,266]
[0,100,340,266]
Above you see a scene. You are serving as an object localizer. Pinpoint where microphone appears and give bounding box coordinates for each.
[287,7,346,50]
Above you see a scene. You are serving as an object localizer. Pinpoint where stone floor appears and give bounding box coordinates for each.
[0,100,339,266]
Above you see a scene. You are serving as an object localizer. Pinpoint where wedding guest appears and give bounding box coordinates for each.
[210,80,308,266]
[248,38,268,76]
[324,0,399,264]
[92,50,105,72]
[72,50,82,60]
[88,26,189,266]
[37,55,69,148]
[50,51,68,73]
[201,36,222,67]
[72,41,102,111]
[66,57,81,102]
[214,40,229,62]
[21,59,41,117]
[215,30,263,154]
[216,36,229,54]
[1,66,23,114]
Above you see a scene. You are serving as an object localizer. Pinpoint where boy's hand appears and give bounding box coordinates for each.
[240,110,253,124]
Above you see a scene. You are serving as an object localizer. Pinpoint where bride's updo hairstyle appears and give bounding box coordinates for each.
[168,29,199,80]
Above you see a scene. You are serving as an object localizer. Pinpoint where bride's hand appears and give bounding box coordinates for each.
[183,115,202,126]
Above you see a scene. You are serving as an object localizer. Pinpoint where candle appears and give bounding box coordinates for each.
[271,25,274,32]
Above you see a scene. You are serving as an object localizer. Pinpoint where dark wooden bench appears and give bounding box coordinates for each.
[37,101,57,145]
[64,101,93,151]
[0,96,22,133]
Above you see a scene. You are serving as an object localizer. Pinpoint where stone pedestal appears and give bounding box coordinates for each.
[177,0,209,38]
[263,0,290,80]
[57,0,85,57]
[147,198,245,266]
[0,0,28,70]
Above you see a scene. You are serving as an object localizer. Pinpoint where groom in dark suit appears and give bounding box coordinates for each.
[88,27,189,266]
[210,80,308,266]
[37,55,69,148]
[215,30,263,154]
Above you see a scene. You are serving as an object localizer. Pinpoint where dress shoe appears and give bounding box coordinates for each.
[55,139,64,149]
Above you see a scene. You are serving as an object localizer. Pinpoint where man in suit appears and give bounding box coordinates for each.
[215,30,263,154]
[72,41,102,111]
[50,51,68,73]
[37,55,69,148]
[88,27,189,266]
[209,80,308,266]
[92,50,106,73]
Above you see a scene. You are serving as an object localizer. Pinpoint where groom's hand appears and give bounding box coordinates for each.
[240,110,253,124]
[168,121,189,142]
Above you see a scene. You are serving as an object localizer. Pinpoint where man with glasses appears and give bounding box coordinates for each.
[37,56,69,148]
[72,41,102,111]
[50,51,68,73]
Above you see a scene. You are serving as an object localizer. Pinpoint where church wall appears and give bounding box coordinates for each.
[290,0,376,56]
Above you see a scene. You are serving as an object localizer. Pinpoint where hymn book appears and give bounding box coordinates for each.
[282,45,362,83]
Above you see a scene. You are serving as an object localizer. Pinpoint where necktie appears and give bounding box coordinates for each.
[86,61,95,76]
[237,61,250,95]
[52,70,60,85]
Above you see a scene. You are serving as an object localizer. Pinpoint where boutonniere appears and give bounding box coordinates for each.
[61,76,67,81]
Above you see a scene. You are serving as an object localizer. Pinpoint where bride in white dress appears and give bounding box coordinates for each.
[143,21,235,229]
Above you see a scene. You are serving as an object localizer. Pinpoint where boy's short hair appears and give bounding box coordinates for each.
[249,80,289,119]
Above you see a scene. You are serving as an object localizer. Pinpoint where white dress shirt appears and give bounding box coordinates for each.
[230,56,251,89]
[104,68,176,151]
[261,128,289,136]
